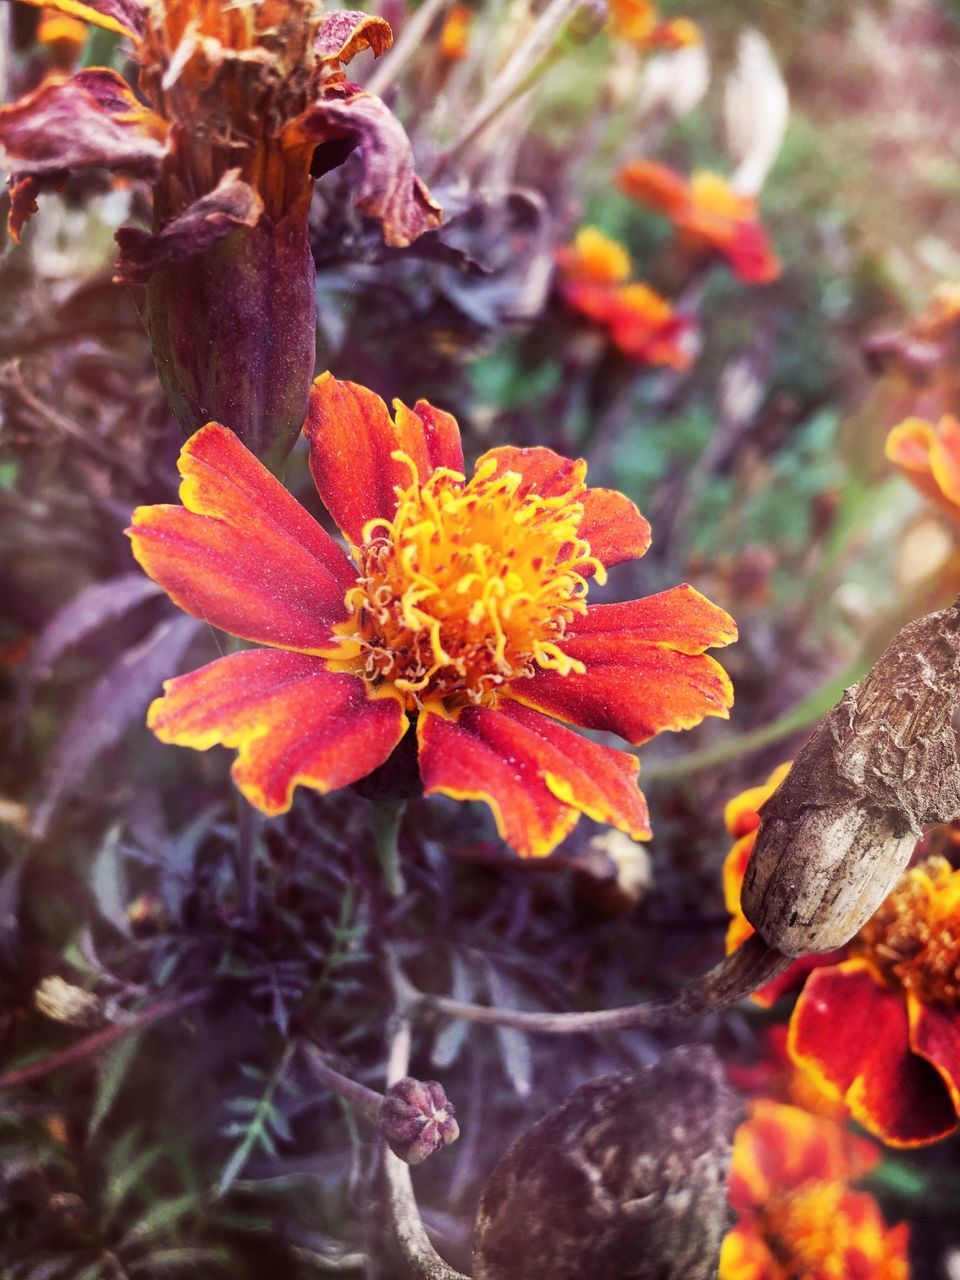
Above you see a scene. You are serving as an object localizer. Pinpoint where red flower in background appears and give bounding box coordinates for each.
[127,374,736,858]
[557,227,694,369]
[724,766,960,1146]
[607,0,701,51]
[618,160,780,285]
[720,1100,910,1280]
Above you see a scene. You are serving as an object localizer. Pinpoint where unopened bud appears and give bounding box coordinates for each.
[379,1077,460,1165]
[35,976,103,1028]
[743,600,960,956]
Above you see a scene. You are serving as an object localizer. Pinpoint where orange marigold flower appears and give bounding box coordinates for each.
[0,0,439,467]
[126,373,737,859]
[619,160,780,285]
[439,3,473,61]
[885,414,960,524]
[607,0,701,51]
[558,228,694,369]
[721,1100,909,1280]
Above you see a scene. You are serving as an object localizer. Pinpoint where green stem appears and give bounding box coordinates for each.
[372,800,406,899]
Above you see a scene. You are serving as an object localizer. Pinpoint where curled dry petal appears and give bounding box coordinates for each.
[0,68,169,237]
[284,91,441,248]
[315,9,393,68]
[115,169,264,284]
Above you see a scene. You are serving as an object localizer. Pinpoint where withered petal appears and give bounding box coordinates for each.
[115,169,263,284]
[315,9,393,67]
[284,90,441,248]
[0,68,168,235]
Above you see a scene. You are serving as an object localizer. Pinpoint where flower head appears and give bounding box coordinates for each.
[885,414,960,524]
[619,160,780,284]
[558,227,693,369]
[721,1100,909,1280]
[607,0,701,51]
[0,0,439,466]
[127,374,736,858]
[726,765,960,1145]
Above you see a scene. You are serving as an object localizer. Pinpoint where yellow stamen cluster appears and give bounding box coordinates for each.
[326,453,604,712]
[856,857,960,1007]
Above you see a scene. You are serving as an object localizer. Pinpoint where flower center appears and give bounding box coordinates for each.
[855,857,960,1007]
[759,1184,888,1280]
[325,453,604,712]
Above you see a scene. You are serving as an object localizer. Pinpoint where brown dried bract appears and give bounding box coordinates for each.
[743,598,960,956]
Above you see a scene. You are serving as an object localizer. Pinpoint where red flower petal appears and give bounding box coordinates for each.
[128,423,355,652]
[909,996,960,1115]
[418,700,650,857]
[512,586,736,744]
[789,961,958,1146]
[477,445,587,500]
[148,648,407,815]
[304,373,464,545]
[724,220,781,285]
[579,487,652,570]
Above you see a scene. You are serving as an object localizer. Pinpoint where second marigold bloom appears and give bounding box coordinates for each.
[127,374,736,858]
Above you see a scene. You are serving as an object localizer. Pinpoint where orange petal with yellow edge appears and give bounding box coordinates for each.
[512,586,736,745]
[579,487,652,570]
[128,423,355,653]
[417,700,650,857]
[727,1098,880,1214]
[789,960,957,1146]
[148,648,407,816]
[304,372,464,545]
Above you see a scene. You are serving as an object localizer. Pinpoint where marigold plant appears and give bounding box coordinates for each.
[127,373,736,857]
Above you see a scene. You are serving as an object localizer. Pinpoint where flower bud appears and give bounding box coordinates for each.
[742,599,960,956]
[379,1077,460,1165]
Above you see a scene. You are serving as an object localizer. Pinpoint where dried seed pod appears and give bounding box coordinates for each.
[379,1077,460,1165]
[473,1046,737,1280]
[743,599,960,956]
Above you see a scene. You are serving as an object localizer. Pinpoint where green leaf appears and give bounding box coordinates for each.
[89,1031,142,1138]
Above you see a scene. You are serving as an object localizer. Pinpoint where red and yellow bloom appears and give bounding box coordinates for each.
[726,763,960,1144]
[557,227,693,369]
[607,0,701,51]
[618,160,780,285]
[885,414,960,524]
[0,0,439,466]
[721,1100,910,1280]
[127,374,736,858]
[790,857,960,1147]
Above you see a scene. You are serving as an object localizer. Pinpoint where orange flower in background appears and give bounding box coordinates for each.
[885,414,960,523]
[0,0,439,466]
[126,374,737,859]
[619,160,780,284]
[558,227,694,369]
[607,0,701,51]
[720,1100,910,1280]
[439,3,473,61]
